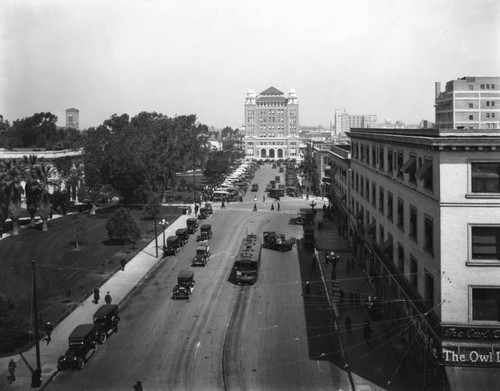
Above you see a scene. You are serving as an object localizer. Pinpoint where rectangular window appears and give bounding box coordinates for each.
[371,182,376,206]
[402,154,417,183]
[365,179,370,201]
[472,163,500,193]
[387,193,393,221]
[425,272,434,304]
[388,149,393,173]
[424,216,434,254]
[472,288,500,321]
[469,85,474,90]
[486,101,490,107]
[416,159,433,191]
[409,206,417,240]
[469,115,474,120]
[379,147,384,170]
[396,151,404,178]
[410,256,418,288]
[379,224,385,245]
[379,187,384,213]
[469,103,474,108]
[480,84,485,89]
[398,244,404,273]
[471,226,500,260]
[397,198,404,231]
[372,147,376,167]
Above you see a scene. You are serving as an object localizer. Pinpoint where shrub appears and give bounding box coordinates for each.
[106,207,140,243]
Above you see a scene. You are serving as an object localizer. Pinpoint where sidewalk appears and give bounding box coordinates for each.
[312,207,408,391]
[0,212,191,390]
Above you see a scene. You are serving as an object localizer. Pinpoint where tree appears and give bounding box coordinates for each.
[23,155,41,228]
[0,159,25,236]
[106,207,140,243]
[36,163,58,232]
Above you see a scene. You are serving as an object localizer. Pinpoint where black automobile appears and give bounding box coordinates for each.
[204,202,213,214]
[176,228,189,246]
[172,269,195,300]
[58,324,97,370]
[186,218,198,234]
[251,183,258,192]
[164,236,180,255]
[197,224,213,241]
[93,304,120,344]
[198,207,208,219]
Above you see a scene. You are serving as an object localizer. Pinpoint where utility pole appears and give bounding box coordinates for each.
[154,205,158,258]
[31,260,42,387]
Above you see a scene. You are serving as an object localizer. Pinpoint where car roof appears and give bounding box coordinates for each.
[69,324,95,339]
[178,269,194,279]
[200,224,211,229]
[93,304,118,318]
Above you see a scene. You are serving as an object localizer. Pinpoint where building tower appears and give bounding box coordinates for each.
[244,87,300,160]
[435,77,499,129]
[65,108,79,130]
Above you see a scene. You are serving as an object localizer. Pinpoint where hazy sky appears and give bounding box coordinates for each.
[1,0,499,130]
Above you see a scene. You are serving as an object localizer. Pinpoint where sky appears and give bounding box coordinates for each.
[1,0,499,130]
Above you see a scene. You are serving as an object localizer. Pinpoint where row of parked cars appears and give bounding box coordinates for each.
[211,162,259,201]
[58,304,120,370]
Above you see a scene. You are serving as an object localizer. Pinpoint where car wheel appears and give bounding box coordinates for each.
[99,333,107,344]
[77,360,84,370]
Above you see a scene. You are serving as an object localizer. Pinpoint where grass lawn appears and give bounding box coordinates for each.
[0,204,183,354]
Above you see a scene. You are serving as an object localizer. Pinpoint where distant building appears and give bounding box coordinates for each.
[66,108,79,130]
[244,87,300,160]
[435,76,500,129]
[334,109,377,135]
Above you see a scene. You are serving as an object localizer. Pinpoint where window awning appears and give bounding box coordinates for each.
[446,366,500,391]
[380,237,393,254]
[402,156,417,173]
[415,160,432,180]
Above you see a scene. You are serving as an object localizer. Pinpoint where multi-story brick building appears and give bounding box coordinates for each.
[244,87,300,160]
[344,127,500,388]
[435,76,500,129]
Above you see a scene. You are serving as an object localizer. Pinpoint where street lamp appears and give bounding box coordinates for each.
[159,219,168,249]
[309,199,317,213]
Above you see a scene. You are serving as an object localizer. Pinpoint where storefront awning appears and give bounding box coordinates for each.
[415,160,432,180]
[446,366,500,391]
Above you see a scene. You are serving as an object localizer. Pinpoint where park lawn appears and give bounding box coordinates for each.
[0,204,183,350]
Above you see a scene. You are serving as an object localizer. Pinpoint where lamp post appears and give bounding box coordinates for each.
[320,182,326,201]
[309,199,317,214]
[159,219,168,249]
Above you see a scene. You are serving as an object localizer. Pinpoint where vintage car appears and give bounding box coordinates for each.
[175,228,189,246]
[198,207,208,219]
[204,202,213,214]
[58,324,97,370]
[192,243,211,266]
[186,218,198,234]
[251,183,259,192]
[93,304,120,344]
[164,236,180,256]
[172,269,195,300]
[197,224,213,241]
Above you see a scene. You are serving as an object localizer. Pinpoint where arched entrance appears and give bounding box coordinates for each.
[277,149,284,159]
[261,149,267,158]
[269,149,275,159]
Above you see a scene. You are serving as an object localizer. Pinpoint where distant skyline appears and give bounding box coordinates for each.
[1,0,499,130]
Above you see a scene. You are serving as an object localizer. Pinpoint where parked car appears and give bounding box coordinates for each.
[93,304,120,344]
[58,324,97,370]
[198,207,208,219]
[251,183,259,192]
[172,269,195,300]
[186,218,198,234]
[164,236,180,255]
[204,202,213,214]
[176,228,189,246]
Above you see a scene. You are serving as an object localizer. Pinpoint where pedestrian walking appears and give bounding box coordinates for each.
[344,316,352,335]
[239,196,243,202]
[105,291,112,305]
[221,200,225,209]
[93,287,100,304]
[253,203,257,212]
[120,257,126,271]
[194,204,199,215]
[45,321,54,344]
[8,359,16,383]
[133,381,144,391]
[263,195,265,202]
[277,202,280,211]
[305,281,311,295]
[363,320,373,344]
[323,204,326,213]
[271,203,274,211]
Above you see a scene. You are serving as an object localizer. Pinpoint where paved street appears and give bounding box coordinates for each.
[1,163,389,391]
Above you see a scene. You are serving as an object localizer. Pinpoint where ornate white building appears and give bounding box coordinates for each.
[243,86,300,160]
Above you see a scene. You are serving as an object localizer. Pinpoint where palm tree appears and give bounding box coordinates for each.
[1,159,25,236]
[23,155,41,228]
[36,163,58,232]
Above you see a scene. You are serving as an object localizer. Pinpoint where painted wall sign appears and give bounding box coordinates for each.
[442,326,500,341]
[442,345,500,367]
